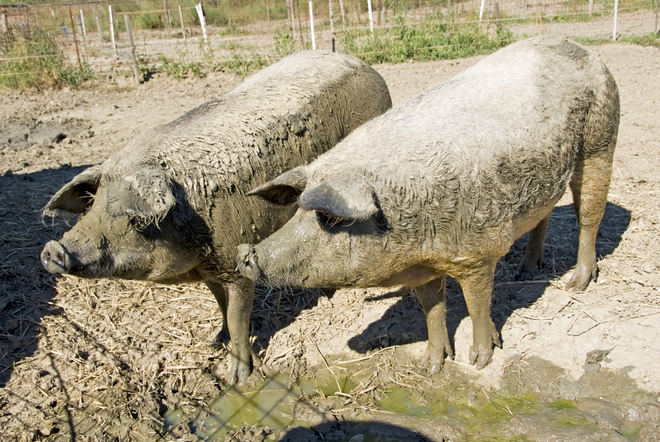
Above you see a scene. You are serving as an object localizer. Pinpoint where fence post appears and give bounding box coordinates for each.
[338,0,345,25]
[367,0,374,35]
[1,13,7,34]
[329,0,335,52]
[612,0,619,40]
[96,15,102,45]
[264,0,270,21]
[288,0,297,45]
[309,1,316,50]
[69,7,84,74]
[589,0,593,15]
[109,5,118,57]
[79,9,88,61]
[296,0,304,48]
[196,3,208,46]
[163,0,172,35]
[124,14,141,85]
[479,0,486,26]
[178,5,186,41]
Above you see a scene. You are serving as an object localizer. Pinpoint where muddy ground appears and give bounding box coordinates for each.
[1,41,659,441]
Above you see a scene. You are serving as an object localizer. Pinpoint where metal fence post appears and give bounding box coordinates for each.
[109,5,118,57]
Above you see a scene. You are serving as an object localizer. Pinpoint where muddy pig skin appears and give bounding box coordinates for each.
[237,36,619,374]
[40,51,392,385]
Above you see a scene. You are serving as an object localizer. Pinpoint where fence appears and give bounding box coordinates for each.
[1,0,659,85]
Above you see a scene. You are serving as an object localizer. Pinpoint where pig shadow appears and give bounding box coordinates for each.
[278,420,435,441]
[0,164,91,388]
[346,202,631,356]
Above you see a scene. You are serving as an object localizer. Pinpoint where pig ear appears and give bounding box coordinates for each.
[246,166,309,206]
[106,168,175,224]
[43,165,103,216]
[299,175,378,222]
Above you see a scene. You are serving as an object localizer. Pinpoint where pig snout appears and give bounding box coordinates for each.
[41,240,72,274]
[236,244,262,282]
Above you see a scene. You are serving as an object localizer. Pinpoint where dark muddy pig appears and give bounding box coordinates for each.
[237,36,619,373]
[41,51,392,384]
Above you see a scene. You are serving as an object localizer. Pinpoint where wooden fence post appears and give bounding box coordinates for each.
[68,7,84,73]
[124,14,141,85]
[178,5,186,41]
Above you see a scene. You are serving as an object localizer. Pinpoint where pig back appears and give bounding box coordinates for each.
[107,51,391,274]
[309,36,617,256]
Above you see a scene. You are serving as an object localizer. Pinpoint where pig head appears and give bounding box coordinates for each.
[42,165,205,282]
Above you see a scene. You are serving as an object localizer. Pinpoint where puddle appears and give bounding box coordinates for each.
[163,355,659,441]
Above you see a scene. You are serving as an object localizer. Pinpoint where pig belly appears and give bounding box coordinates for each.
[511,194,564,242]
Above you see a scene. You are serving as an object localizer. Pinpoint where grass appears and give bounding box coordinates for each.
[0,28,94,90]
[340,16,516,64]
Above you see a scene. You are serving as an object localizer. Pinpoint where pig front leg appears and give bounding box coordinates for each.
[414,277,453,374]
[456,262,501,369]
[208,278,259,385]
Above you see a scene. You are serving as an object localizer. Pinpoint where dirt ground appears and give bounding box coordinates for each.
[1,41,659,441]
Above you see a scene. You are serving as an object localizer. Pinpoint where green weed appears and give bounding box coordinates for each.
[340,17,515,64]
[0,28,94,89]
[220,52,269,77]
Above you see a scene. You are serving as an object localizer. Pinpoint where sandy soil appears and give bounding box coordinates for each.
[1,41,659,440]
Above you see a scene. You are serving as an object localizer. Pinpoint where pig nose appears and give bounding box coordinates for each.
[236,244,261,282]
[41,240,71,274]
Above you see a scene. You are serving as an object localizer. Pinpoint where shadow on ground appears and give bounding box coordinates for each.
[346,202,631,355]
[0,165,90,387]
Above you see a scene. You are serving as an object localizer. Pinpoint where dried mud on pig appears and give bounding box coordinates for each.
[39,50,391,388]
[0,41,659,440]
[237,36,620,375]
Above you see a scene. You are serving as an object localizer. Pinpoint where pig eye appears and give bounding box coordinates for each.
[316,210,354,229]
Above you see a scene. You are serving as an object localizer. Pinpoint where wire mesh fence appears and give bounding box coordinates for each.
[1,0,658,86]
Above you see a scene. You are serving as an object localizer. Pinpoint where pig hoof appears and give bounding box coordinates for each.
[566,264,597,292]
[227,357,254,386]
[420,346,452,375]
[469,345,494,369]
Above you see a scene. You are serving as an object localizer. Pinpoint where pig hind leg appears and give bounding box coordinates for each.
[414,277,453,374]
[567,152,613,291]
[516,215,551,280]
[567,77,618,291]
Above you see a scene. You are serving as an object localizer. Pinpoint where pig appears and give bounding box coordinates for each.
[237,36,620,374]
[40,50,392,385]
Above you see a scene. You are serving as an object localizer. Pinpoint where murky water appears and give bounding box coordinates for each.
[164,354,659,441]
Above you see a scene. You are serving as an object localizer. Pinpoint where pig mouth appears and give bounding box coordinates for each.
[41,240,73,275]
[41,240,116,279]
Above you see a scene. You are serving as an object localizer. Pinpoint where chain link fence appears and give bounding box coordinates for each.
[1,0,658,86]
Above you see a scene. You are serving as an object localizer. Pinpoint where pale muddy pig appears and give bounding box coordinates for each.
[41,51,392,384]
[237,36,619,373]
